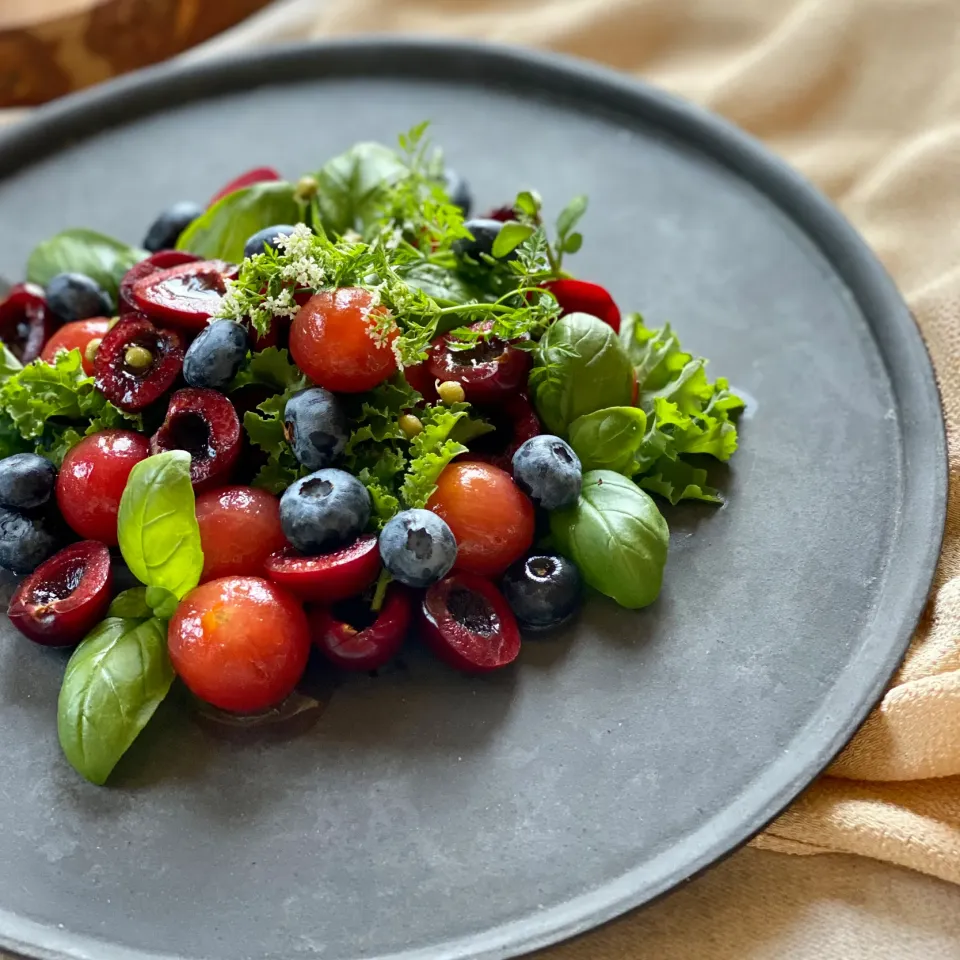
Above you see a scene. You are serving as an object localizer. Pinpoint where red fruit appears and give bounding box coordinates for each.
[41,318,110,375]
[94,315,184,412]
[403,361,438,403]
[131,259,237,332]
[150,388,241,491]
[264,535,381,603]
[543,279,621,333]
[426,321,532,404]
[309,584,412,671]
[419,572,521,673]
[428,462,535,577]
[118,251,201,316]
[290,288,399,393]
[0,283,52,363]
[168,576,310,713]
[56,430,150,545]
[8,541,112,647]
[467,393,541,472]
[208,166,282,208]
[195,486,288,582]
[484,206,516,223]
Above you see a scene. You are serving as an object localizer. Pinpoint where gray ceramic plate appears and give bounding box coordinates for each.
[0,39,946,960]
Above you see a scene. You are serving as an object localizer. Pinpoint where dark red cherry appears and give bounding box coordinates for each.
[7,541,112,647]
[484,206,516,223]
[426,321,532,404]
[542,279,621,333]
[264,535,381,603]
[150,388,241,491]
[0,283,52,363]
[309,584,412,671]
[118,250,202,316]
[94,316,184,412]
[131,259,237,332]
[403,361,438,403]
[466,393,541,472]
[419,572,521,673]
[208,166,282,208]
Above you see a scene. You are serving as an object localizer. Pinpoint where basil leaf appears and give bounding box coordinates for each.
[117,451,203,599]
[397,262,479,305]
[57,617,174,785]
[27,229,147,299]
[145,586,179,620]
[568,406,647,474]
[551,470,669,609]
[530,312,634,436]
[176,182,301,263]
[107,587,151,620]
[492,222,535,259]
[312,142,408,236]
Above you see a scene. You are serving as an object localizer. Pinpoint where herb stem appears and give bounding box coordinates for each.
[371,569,392,613]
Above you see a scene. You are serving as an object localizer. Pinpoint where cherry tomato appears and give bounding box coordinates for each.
[168,576,310,713]
[56,430,150,545]
[290,288,399,393]
[195,486,288,582]
[427,462,535,577]
[40,318,110,375]
[543,278,621,333]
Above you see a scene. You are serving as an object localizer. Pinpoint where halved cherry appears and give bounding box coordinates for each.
[208,166,282,208]
[403,361,439,403]
[309,584,412,671]
[150,388,241,491]
[94,315,184,412]
[543,278,621,333]
[264,534,381,603]
[118,250,201,316]
[466,393,541,472]
[426,320,531,404]
[131,259,237,332]
[41,317,110,375]
[419,572,521,673]
[8,541,112,647]
[0,283,52,363]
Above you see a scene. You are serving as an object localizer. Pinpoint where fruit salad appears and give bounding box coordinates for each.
[0,124,744,784]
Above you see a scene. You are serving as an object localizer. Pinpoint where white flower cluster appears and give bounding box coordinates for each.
[273,223,326,289]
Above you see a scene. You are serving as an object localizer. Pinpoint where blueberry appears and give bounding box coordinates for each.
[143,201,203,253]
[0,507,58,574]
[379,509,457,588]
[453,218,512,262]
[283,388,348,471]
[0,454,56,511]
[442,169,472,217]
[182,320,250,391]
[512,436,582,510]
[280,469,370,554]
[502,553,582,631]
[46,273,112,322]
[243,224,298,260]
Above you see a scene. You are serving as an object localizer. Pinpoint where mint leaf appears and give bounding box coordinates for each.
[58,617,174,785]
[27,229,146,299]
[177,182,302,263]
[117,451,204,600]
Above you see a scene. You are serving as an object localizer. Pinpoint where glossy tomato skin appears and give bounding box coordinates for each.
[290,288,399,393]
[427,462,535,577]
[543,279,621,333]
[168,576,310,713]
[195,486,288,582]
[56,430,150,545]
[40,318,110,375]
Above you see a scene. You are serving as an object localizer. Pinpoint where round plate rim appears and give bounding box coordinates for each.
[0,36,948,960]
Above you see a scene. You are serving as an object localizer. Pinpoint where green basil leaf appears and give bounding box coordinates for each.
[556,195,587,240]
[57,617,174,785]
[551,470,669,609]
[117,451,203,599]
[492,222,535,259]
[530,312,634,436]
[145,586,179,620]
[568,406,647,474]
[26,229,147,299]
[397,262,479,305]
[176,182,301,263]
[312,142,408,236]
[107,587,151,620]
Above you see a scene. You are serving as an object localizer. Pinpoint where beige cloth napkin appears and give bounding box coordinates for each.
[4,0,960,890]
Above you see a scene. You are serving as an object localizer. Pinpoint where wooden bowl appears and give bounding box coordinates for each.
[0,0,274,107]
